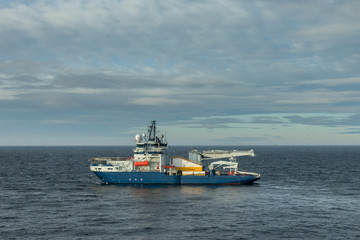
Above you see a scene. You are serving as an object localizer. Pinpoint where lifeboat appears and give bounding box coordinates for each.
[134,161,149,166]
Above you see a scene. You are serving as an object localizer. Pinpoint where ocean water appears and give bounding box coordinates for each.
[1,146,359,239]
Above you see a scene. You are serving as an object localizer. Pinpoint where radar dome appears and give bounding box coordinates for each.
[135,134,142,143]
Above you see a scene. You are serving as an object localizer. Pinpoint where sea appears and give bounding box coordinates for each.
[0,146,359,240]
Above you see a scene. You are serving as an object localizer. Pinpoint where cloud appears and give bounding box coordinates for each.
[172,117,246,129]
[250,116,286,124]
[338,128,360,135]
[175,113,360,129]
[284,114,360,127]
[301,77,360,87]
[217,135,285,145]
[1,0,360,145]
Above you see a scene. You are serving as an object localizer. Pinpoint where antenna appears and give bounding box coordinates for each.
[148,120,156,141]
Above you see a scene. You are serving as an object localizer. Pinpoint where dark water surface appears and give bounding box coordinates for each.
[1,146,359,239]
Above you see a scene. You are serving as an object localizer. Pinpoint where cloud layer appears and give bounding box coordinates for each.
[1,0,360,145]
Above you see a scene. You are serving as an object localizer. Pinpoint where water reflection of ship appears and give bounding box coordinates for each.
[180,186,207,195]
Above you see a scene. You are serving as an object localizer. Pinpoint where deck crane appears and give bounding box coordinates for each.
[188,148,259,177]
[189,148,255,162]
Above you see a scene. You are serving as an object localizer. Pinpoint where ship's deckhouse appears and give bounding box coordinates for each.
[132,121,170,172]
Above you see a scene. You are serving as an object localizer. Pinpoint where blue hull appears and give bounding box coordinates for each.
[93,172,259,185]
[181,175,258,185]
[94,172,181,184]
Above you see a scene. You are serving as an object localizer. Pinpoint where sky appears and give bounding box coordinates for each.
[1,0,360,146]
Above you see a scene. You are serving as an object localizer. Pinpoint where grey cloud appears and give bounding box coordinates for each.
[215,135,285,145]
[250,116,286,124]
[1,0,360,130]
[285,115,341,127]
[285,114,360,127]
[338,128,360,135]
[172,117,245,129]
[181,114,360,129]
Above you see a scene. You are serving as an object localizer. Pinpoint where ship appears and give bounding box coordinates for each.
[90,121,261,185]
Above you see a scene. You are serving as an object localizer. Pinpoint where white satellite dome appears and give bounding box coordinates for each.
[135,134,142,143]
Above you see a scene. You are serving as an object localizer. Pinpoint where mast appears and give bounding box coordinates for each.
[148,120,156,142]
